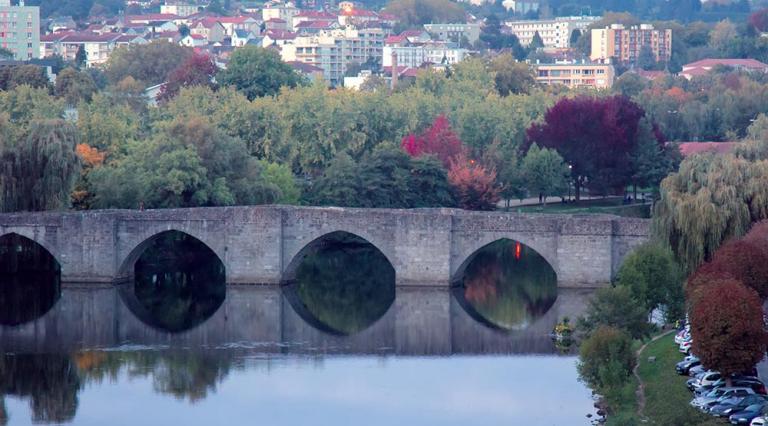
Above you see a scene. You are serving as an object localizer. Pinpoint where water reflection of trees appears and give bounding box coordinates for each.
[0,234,61,326]
[132,231,226,332]
[290,232,395,335]
[458,240,558,330]
[0,350,237,424]
[0,354,80,424]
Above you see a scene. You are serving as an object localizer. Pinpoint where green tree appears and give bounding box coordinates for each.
[259,160,300,204]
[305,153,361,207]
[529,31,544,50]
[577,286,651,340]
[0,119,81,212]
[217,46,303,100]
[0,65,50,91]
[577,326,636,395]
[630,117,677,198]
[104,41,193,87]
[637,44,657,70]
[521,143,569,205]
[54,67,97,106]
[613,72,648,97]
[383,0,465,27]
[489,54,536,96]
[614,242,684,321]
[75,45,87,69]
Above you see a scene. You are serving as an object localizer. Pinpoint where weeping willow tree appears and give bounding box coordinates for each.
[654,115,768,273]
[0,119,80,212]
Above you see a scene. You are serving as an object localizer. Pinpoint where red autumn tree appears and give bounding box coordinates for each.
[690,278,767,382]
[401,114,465,167]
[447,155,500,210]
[158,53,218,102]
[525,95,660,200]
[686,261,732,301]
[705,238,768,299]
[749,8,768,33]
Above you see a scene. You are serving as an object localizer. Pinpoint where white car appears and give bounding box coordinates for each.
[680,340,693,354]
[751,415,768,425]
[675,329,691,345]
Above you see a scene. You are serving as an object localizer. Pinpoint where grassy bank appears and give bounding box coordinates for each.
[515,198,651,217]
[634,333,720,426]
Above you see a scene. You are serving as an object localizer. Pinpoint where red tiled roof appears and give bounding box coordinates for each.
[215,16,256,24]
[399,30,426,37]
[266,18,287,23]
[295,10,337,19]
[341,9,377,17]
[675,142,739,157]
[48,32,121,43]
[684,58,768,70]
[383,65,420,77]
[189,34,205,40]
[126,14,180,22]
[265,29,296,39]
[295,20,334,29]
[385,35,405,44]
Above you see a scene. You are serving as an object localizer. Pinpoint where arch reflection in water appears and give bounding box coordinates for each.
[0,234,61,326]
[453,239,558,331]
[121,231,226,333]
[283,231,395,335]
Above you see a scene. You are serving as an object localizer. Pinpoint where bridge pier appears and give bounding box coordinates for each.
[0,206,650,287]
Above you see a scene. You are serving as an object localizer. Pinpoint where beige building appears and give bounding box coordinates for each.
[160,2,200,17]
[504,16,597,48]
[535,62,615,89]
[0,0,40,60]
[591,24,672,64]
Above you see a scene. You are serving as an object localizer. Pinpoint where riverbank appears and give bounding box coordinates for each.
[631,333,720,426]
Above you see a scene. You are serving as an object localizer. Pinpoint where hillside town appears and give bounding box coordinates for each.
[2,0,765,95]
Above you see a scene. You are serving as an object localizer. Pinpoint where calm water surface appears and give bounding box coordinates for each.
[0,233,598,426]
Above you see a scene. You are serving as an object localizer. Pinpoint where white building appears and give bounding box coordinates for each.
[160,2,201,17]
[280,27,385,85]
[424,23,481,45]
[382,41,467,68]
[504,16,598,48]
[502,0,539,14]
[0,0,40,60]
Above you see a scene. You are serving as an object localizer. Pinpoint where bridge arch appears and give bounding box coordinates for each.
[451,234,559,283]
[0,230,60,268]
[282,229,396,281]
[117,228,227,280]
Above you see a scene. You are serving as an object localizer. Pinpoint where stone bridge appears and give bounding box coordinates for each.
[0,206,650,287]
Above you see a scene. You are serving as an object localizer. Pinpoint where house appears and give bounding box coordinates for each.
[294,20,339,35]
[265,18,288,31]
[181,33,208,47]
[287,60,324,81]
[535,62,615,89]
[262,29,296,47]
[190,19,226,43]
[679,59,768,80]
[231,29,257,47]
[291,10,337,31]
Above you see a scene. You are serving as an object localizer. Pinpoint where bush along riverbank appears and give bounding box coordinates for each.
[574,242,684,425]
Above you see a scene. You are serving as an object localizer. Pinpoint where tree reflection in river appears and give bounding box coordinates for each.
[285,232,395,335]
[0,234,61,326]
[0,350,237,424]
[131,231,226,332]
[0,353,80,424]
[455,239,558,330]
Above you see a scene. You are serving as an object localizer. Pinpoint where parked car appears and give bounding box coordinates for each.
[690,364,707,377]
[697,388,757,412]
[709,394,766,417]
[730,403,768,424]
[677,356,702,375]
[693,388,756,410]
[750,414,768,425]
[697,378,766,396]
[689,372,723,392]
[680,340,693,354]
[675,328,691,345]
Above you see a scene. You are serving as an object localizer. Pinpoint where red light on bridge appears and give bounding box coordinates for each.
[515,242,521,260]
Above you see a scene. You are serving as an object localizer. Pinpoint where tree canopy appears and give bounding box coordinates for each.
[217,46,303,100]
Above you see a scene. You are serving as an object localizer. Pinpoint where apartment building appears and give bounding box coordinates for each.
[424,23,481,45]
[590,24,672,63]
[382,40,467,68]
[40,32,123,67]
[0,0,40,60]
[535,61,615,89]
[280,27,385,85]
[504,16,597,48]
